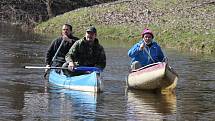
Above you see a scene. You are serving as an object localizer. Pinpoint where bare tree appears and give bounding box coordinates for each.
[42,0,54,18]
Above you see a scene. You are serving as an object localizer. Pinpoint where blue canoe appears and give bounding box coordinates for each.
[48,67,103,92]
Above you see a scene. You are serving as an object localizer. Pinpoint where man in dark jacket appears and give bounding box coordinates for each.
[65,26,106,72]
[45,24,79,68]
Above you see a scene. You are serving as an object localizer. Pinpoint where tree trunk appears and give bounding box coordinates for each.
[44,0,54,18]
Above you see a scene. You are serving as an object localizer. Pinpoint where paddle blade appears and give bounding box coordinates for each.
[74,67,102,72]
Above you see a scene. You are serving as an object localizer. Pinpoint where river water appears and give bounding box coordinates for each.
[0,23,215,121]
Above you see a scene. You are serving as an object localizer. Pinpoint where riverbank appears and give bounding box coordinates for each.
[34,0,215,54]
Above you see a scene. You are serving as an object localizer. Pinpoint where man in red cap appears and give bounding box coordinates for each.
[128,28,165,70]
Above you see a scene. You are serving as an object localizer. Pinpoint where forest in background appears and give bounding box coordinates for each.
[0,0,117,29]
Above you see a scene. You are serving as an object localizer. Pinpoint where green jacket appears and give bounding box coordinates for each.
[65,37,106,70]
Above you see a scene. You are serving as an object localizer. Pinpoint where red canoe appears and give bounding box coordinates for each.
[127,62,178,91]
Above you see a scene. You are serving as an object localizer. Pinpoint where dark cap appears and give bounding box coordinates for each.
[86,26,97,33]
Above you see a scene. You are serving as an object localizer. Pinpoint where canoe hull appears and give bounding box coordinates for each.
[127,62,178,91]
[49,70,103,92]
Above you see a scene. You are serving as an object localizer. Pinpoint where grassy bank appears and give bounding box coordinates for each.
[34,0,215,54]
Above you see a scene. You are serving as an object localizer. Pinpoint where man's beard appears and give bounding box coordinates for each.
[86,38,94,45]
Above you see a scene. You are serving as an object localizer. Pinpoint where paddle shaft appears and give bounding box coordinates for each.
[143,46,155,63]
[143,43,168,63]
[25,66,102,72]
[25,66,67,69]
[44,39,65,77]
[51,39,65,63]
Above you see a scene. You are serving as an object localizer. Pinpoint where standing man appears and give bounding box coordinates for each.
[65,26,106,72]
[128,28,165,70]
[45,24,79,68]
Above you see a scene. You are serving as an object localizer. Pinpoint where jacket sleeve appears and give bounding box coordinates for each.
[157,46,165,62]
[128,42,141,58]
[65,41,79,63]
[95,46,106,70]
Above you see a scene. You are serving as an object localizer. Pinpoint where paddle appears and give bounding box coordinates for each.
[143,43,168,63]
[143,43,155,63]
[24,66,102,72]
[44,39,65,78]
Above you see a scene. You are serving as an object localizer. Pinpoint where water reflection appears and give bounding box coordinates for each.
[21,86,98,120]
[126,90,176,120]
[21,92,49,120]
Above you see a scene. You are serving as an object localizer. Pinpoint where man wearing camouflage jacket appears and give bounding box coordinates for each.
[65,26,106,71]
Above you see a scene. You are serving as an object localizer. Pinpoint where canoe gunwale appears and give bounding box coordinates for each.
[131,62,162,73]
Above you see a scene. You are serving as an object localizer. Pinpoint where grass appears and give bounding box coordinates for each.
[34,0,215,54]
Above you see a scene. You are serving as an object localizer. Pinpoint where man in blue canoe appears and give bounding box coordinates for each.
[45,24,79,69]
[64,26,106,74]
[128,28,165,70]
